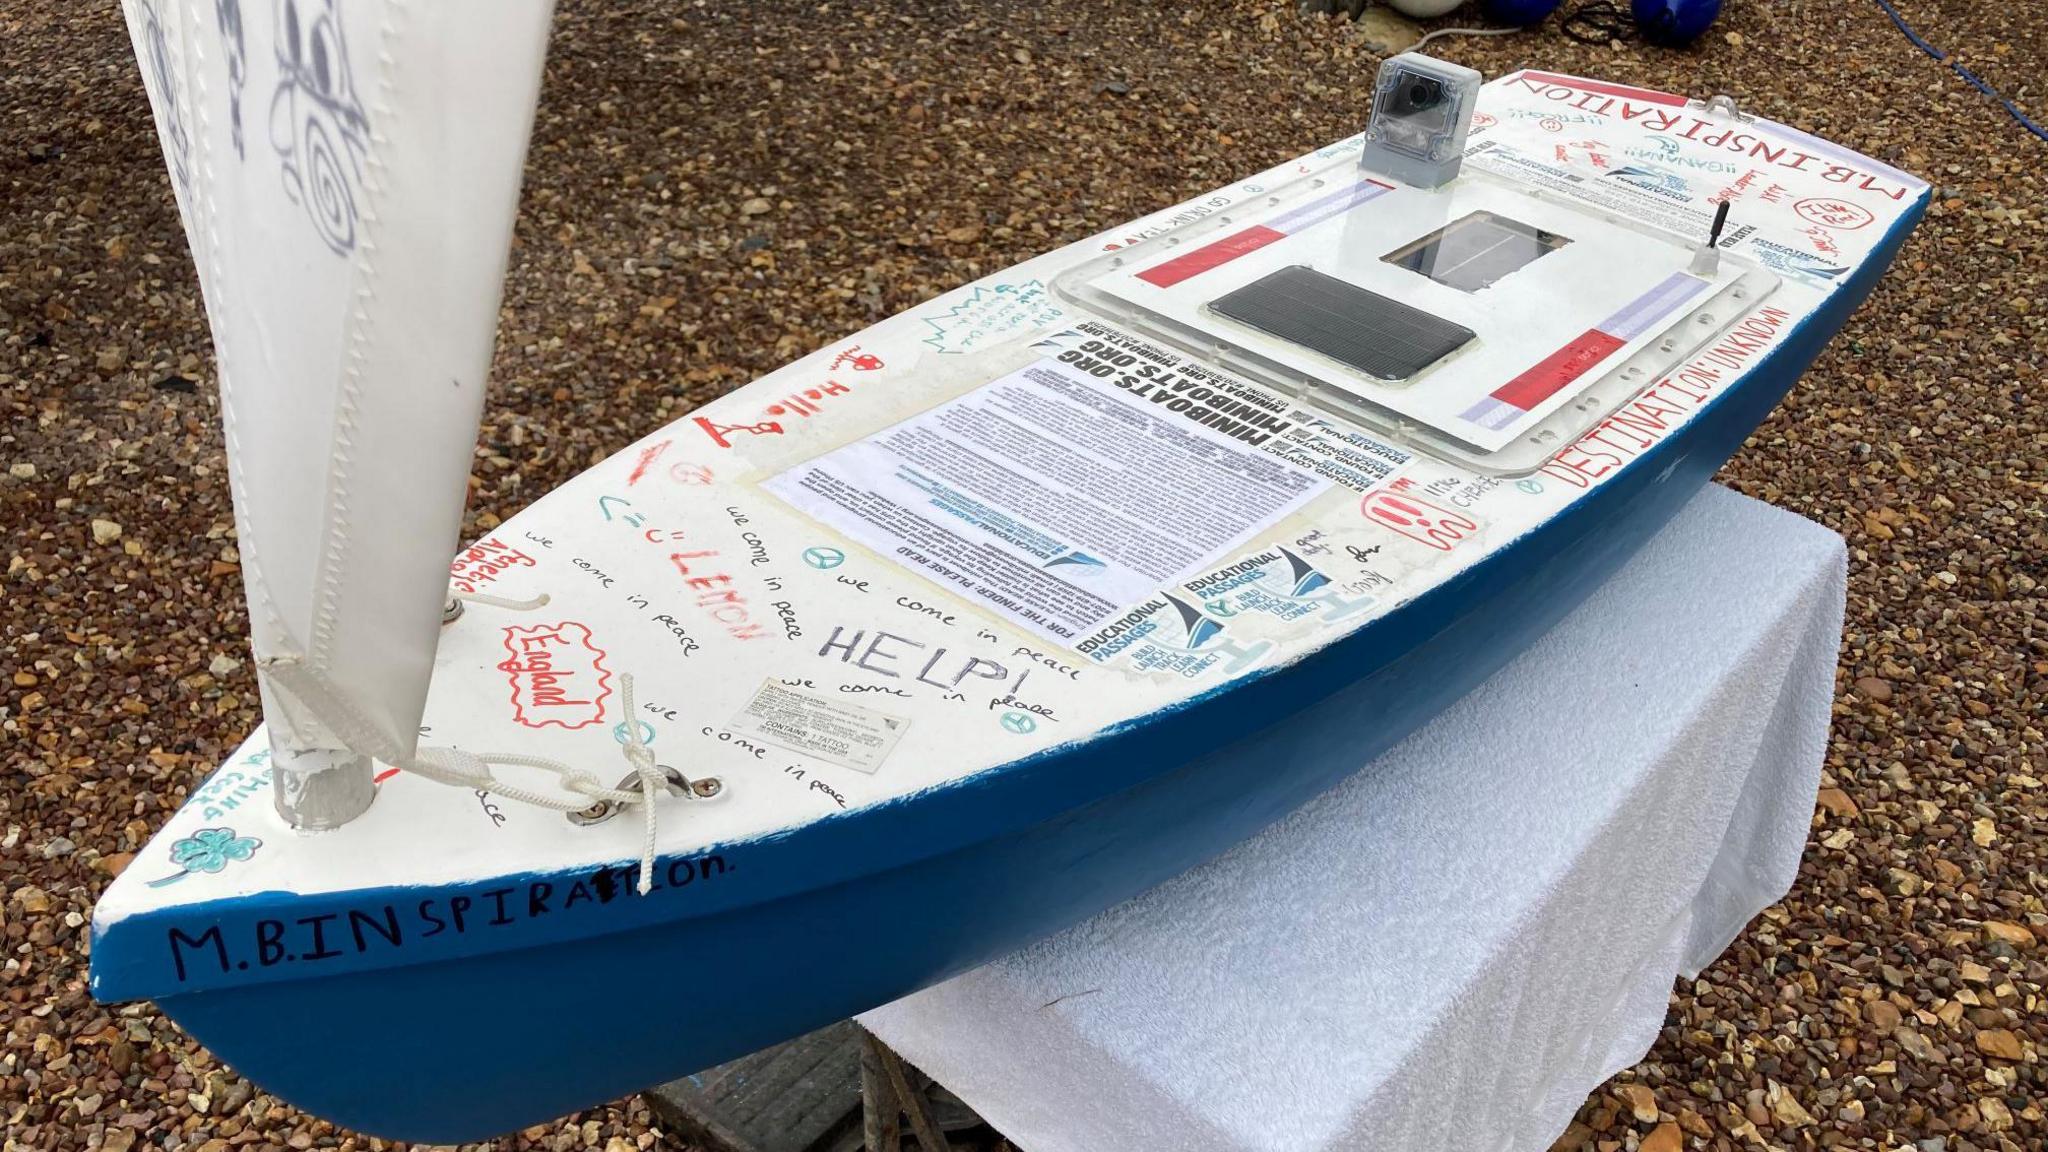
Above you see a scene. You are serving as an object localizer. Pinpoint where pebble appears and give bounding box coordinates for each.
[1982,921,2035,948]
[1639,1122,1681,1152]
[1975,1029,2026,1061]
[1354,8,1421,55]
[1614,1082,1658,1123]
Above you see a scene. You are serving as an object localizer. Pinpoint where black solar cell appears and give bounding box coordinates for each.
[1209,265,1476,381]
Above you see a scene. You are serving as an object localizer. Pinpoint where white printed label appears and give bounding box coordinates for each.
[729,680,908,774]
[765,358,1329,646]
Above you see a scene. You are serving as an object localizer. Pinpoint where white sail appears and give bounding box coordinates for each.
[121,0,555,783]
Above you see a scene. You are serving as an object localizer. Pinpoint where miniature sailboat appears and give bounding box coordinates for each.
[92,3,1926,1141]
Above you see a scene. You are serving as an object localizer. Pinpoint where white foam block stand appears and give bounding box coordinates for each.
[860,485,1846,1152]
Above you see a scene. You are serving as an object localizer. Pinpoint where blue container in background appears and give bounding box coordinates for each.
[1483,0,1564,24]
[1632,0,1724,46]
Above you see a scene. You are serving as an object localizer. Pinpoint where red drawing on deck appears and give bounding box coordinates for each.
[1795,197,1873,230]
[1362,488,1478,552]
[450,536,538,595]
[830,346,885,372]
[1556,140,1612,169]
[694,415,786,449]
[627,439,671,486]
[765,380,850,417]
[1802,225,1842,257]
[666,550,769,642]
[669,461,715,486]
[694,376,859,449]
[498,622,613,730]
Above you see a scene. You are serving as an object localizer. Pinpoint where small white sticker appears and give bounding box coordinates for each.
[729,680,909,774]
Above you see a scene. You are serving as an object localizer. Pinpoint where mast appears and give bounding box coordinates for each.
[121,0,559,826]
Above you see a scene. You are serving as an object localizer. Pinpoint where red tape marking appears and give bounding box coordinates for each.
[1137,225,1287,289]
[1492,330,1627,412]
[1519,71,1685,108]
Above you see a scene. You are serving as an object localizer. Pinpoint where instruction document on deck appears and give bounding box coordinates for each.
[766,357,1329,646]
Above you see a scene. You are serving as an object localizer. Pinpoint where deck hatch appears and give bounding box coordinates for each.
[1382,211,1570,293]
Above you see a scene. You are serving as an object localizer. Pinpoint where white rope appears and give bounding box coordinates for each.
[451,588,552,611]
[1407,25,1525,53]
[615,673,666,895]
[400,672,673,894]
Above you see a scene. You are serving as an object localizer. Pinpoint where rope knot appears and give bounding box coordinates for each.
[393,672,695,898]
[621,741,658,774]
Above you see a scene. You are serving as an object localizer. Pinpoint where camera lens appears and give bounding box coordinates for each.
[1389,72,1446,116]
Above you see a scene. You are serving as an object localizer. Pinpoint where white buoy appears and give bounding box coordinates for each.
[1386,0,1468,17]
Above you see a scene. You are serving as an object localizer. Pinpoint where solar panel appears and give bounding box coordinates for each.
[1208,265,1476,381]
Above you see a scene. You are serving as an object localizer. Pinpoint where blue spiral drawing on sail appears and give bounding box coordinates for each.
[270,0,368,254]
[139,1,192,199]
[217,0,248,157]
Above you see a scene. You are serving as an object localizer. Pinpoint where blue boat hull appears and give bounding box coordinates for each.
[156,205,1918,1142]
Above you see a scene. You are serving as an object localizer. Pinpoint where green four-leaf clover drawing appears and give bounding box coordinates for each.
[147,827,263,887]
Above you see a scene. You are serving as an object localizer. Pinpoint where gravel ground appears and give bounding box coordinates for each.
[3,1,2044,1150]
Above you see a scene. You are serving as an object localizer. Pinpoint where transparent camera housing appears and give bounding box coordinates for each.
[1360,53,1482,189]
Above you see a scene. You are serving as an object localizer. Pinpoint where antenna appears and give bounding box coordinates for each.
[1690,200,1731,277]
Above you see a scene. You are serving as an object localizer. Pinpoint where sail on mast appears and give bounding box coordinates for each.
[121,0,558,819]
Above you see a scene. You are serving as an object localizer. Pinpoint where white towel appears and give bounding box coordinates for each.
[862,484,1846,1152]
